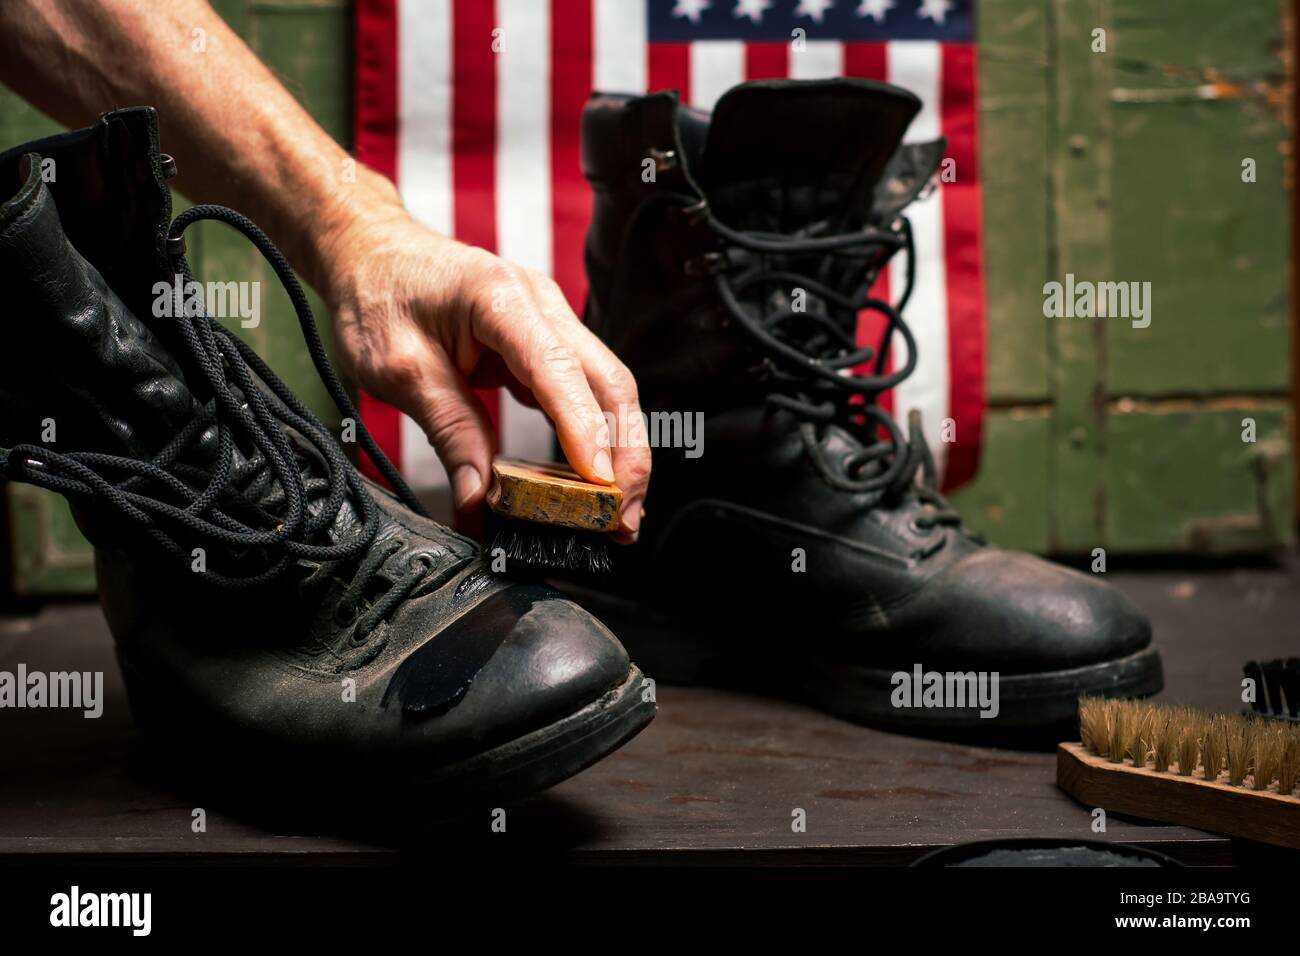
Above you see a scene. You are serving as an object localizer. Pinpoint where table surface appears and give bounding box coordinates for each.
[3,556,1297,865]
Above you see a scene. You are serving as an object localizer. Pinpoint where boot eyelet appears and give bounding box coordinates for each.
[672,199,709,225]
[684,251,727,277]
[908,518,937,536]
[649,147,677,172]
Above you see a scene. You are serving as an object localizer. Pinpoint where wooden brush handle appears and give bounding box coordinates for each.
[1057,742,1300,850]
[486,458,622,532]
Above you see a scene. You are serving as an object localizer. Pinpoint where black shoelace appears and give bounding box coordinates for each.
[3,204,435,632]
[691,198,961,530]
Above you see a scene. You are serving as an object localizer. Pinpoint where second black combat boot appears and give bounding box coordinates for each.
[0,108,654,816]
[570,79,1161,733]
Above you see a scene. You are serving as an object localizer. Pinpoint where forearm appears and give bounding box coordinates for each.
[0,0,401,301]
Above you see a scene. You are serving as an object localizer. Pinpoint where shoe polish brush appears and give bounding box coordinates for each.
[484,457,622,576]
[1060,696,1300,850]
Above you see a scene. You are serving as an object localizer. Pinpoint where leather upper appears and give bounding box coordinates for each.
[0,156,203,459]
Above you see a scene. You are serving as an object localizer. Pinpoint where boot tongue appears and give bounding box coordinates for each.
[696,78,920,232]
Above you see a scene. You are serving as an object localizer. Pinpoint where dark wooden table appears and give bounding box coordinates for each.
[3,556,1297,865]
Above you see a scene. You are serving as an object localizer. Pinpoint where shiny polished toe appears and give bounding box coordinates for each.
[917,550,1152,672]
[384,582,633,750]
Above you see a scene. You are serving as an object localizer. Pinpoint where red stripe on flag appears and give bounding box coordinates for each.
[354,0,398,182]
[452,0,501,430]
[842,40,887,80]
[744,43,789,81]
[938,42,985,490]
[842,43,894,417]
[452,0,498,255]
[648,43,690,101]
[550,0,594,314]
[353,0,402,482]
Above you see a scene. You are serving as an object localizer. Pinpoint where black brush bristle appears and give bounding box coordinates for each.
[487,515,614,576]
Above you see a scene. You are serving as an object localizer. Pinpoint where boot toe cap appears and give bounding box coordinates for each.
[383,582,634,751]
[918,549,1152,673]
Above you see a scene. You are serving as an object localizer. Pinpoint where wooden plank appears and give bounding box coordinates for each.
[948,406,1051,552]
[1048,0,1111,551]
[0,84,61,145]
[4,486,95,596]
[1106,0,1290,396]
[208,0,250,36]
[1105,403,1295,553]
[978,0,1052,403]
[249,4,351,142]
[1292,0,1300,530]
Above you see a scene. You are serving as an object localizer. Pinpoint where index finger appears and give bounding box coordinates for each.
[472,265,615,487]
[522,273,652,540]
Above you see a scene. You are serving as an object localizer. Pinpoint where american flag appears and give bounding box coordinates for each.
[354,0,985,492]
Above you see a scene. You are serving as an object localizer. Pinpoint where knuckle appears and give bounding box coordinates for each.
[622,447,652,483]
[471,261,527,323]
[381,346,427,390]
[536,275,566,302]
[482,260,524,298]
[605,364,639,402]
[538,341,583,378]
[420,404,477,451]
[564,401,608,445]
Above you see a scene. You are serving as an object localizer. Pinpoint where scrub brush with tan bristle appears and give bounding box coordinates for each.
[1060,696,1300,849]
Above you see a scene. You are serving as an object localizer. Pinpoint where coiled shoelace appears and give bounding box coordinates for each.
[694,199,960,529]
[3,204,435,628]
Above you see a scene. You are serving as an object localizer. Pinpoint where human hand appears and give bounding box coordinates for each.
[320,200,650,540]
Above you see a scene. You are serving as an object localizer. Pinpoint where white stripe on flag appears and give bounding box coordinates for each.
[886,41,949,478]
[690,41,744,110]
[397,0,453,488]
[496,0,557,461]
[594,0,647,94]
[790,40,843,79]
[397,0,452,234]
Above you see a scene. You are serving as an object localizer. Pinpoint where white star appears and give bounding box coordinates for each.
[856,0,895,23]
[917,0,953,26]
[794,0,835,24]
[671,0,712,24]
[733,0,773,23]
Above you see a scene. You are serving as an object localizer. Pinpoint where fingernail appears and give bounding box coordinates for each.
[452,464,482,507]
[592,448,615,483]
[621,496,643,535]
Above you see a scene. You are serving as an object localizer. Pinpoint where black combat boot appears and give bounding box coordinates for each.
[0,108,654,814]
[571,79,1161,733]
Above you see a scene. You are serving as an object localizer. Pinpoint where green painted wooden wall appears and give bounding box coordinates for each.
[1,0,1293,594]
[948,0,1294,556]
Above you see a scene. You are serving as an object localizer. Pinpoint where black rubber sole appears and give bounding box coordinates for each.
[804,647,1164,731]
[563,586,1164,734]
[121,659,656,820]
